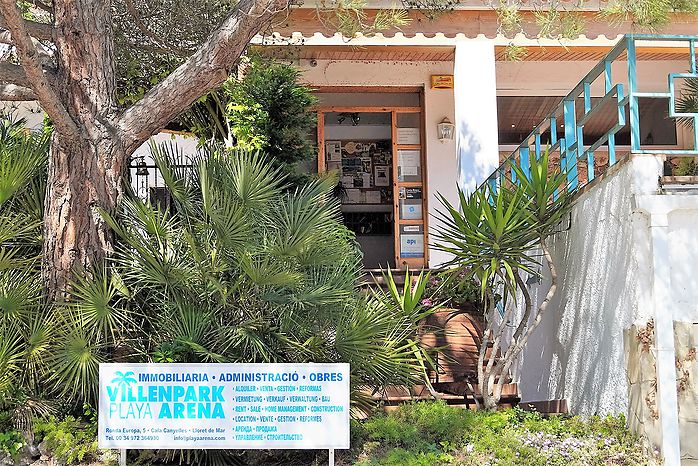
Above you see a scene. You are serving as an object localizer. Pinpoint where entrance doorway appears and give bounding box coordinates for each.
[316,90,428,270]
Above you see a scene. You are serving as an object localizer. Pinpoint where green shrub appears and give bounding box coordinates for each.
[0,429,24,459]
[227,59,318,183]
[353,401,652,466]
[34,415,99,465]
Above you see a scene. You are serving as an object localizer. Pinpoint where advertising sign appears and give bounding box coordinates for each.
[400,233,424,257]
[98,363,350,450]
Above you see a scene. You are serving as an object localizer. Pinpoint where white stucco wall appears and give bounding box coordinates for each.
[297,59,460,267]
[668,210,698,321]
[0,101,45,130]
[505,155,698,417]
[129,132,200,198]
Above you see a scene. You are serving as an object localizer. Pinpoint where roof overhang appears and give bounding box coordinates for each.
[252,33,695,62]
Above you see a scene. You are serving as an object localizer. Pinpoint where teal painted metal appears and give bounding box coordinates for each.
[483,34,698,194]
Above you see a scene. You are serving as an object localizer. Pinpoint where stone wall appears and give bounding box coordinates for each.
[625,320,698,462]
[0,440,61,466]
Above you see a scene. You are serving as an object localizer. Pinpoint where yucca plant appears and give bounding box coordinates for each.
[434,149,573,410]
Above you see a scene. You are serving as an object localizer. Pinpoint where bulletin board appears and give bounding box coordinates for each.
[325,140,393,205]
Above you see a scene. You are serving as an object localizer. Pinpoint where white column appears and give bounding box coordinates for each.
[648,211,681,466]
[453,40,500,194]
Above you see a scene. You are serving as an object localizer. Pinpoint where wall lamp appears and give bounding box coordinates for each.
[437,117,455,142]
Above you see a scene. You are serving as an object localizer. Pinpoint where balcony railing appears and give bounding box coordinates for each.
[486,34,698,193]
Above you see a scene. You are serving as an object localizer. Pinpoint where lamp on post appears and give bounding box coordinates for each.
[437,117,455,142]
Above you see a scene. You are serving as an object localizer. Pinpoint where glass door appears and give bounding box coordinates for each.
[315,99,427,270]
[392,110,427,269]
[320,111,395,269]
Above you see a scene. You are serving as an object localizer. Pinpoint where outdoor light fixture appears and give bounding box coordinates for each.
[437,117,455,142]
[135,157,149,201]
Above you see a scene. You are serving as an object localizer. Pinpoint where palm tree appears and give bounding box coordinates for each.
[0,117,54,428]
[433,150,574,410]
[57,142,433,413]
[110,371,137,388]
[676,76,698,128]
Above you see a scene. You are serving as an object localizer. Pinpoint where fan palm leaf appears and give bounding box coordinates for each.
[676,76,698,127]
[0,119,48,207]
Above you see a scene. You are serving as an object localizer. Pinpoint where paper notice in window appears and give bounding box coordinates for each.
[326,141,341,162]
[400,234,424,258]
[397,128,420,145]
[397,150,421,172]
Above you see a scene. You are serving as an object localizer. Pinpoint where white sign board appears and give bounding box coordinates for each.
[98,363,350,450]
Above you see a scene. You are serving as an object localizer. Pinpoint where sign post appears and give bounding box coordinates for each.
[99,363,350,457]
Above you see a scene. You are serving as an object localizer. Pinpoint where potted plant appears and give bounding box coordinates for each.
[419,271,485,388]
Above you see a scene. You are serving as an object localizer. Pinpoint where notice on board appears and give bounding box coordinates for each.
[98,363,350,450]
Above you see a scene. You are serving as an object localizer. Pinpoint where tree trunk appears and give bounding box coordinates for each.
[43,132,125,296]
[42,0,123,298]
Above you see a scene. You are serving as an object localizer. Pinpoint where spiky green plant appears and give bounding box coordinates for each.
[0,118,54,427]
[54,142,435,414]
[676,76,698,128]
[433,150,574,410]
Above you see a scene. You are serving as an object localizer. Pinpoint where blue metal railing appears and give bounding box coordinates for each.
[486,34,698,193]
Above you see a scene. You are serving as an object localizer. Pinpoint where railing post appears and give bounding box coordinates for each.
[520,147,530,180]
[626,37,641,152]
[563,99,578,191]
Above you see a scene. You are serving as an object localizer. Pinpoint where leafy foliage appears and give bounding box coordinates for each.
[433,150,574,409]
[316,0,411,38]
[676,76,698,128]
[0,116,434,432]
[434,150,572,299]
[597,0,697,29]
[113,0,236,104]
[34,413,100,465]
[674,157,698,175]
[226,60,318,181]
[420,271,480,310]
[44,143,432,413]
[0,429,24,459]
[0,118,53,429]
[180,59,319,185]
[351,401,651,466]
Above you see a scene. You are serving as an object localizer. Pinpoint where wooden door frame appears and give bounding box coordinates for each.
[315,88,428,270]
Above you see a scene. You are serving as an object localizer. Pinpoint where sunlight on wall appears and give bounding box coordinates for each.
[505,160,654,415]
[453,41,499,193]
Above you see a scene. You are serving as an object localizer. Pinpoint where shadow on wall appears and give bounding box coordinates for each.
[511,162,646,415]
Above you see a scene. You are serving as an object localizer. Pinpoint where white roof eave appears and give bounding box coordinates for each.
[252,32,625,47]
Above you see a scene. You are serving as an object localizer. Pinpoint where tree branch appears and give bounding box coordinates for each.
[0,61,28,85]
[116,0,290,154]
[492,237,559,404]
[0,83,36,100]
[0,60,56,85]
[0,0,76,137]
[32,0,53,15]
[0,17,53,41]
[122,0,191,55]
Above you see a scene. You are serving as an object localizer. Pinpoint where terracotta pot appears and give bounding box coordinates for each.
[420,307,484,384]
